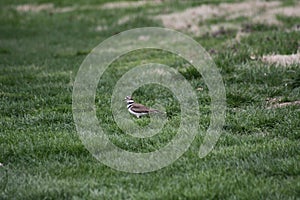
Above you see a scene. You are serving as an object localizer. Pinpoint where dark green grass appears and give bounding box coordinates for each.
[1,0,300,199]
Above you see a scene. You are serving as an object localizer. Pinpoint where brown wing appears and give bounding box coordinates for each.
[130,103,150,113]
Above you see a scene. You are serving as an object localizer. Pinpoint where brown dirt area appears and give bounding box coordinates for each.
[261,53,300,66]
[156,1,300,36]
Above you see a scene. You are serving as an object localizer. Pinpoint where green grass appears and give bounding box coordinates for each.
[1,0,300,199]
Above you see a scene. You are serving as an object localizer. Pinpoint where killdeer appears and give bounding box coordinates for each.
[125,96,161,118]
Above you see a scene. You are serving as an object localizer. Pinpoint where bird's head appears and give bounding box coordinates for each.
[124,96,134,103]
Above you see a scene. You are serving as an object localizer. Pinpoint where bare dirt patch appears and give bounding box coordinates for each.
[117,15,131,25]
[156,1,300,36]
[15,3,79,13]
[267,99,300,109]
[101,1,161,9]
[16,3,54,13]
[95,25,108,32]
[261,53,300,66]
[15,1,162,14]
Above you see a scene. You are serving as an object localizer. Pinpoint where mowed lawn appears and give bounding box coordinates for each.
[1,0,300,199]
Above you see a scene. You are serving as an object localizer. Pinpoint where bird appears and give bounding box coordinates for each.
[124,96,162,118]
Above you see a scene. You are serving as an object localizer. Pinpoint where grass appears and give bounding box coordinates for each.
[1,0,300,199]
